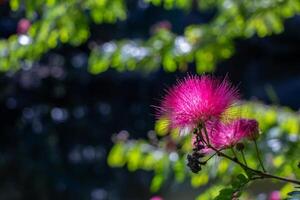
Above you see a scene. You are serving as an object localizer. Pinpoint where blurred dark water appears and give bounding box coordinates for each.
[1,1,300,199]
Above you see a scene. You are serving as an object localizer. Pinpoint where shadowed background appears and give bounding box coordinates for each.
[1,0,300,199]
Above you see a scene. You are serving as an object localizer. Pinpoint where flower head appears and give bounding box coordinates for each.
[158,75,239,130]
[241,119,259,140]
[208,118,259,149]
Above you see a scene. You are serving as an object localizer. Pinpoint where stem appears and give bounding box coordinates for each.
[204,152,217,162]
[231,147,238,159]
[201,123,210,145]
[254,139,266,172]
[240,150,248,166]
[209,144,300,185]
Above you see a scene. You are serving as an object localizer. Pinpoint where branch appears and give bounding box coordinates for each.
[208,145,300,185]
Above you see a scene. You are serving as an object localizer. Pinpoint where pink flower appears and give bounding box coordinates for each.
[242,119,259,140]
[268,190,281,200]
[150,196,163,200]
[158,75,239,130]
[17,18,31,34]
[151,20,172,34]
[208,118,259,149]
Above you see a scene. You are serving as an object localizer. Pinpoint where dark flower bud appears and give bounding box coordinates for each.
[236,143,245,151]
[192,151,205,159]
[187,154,201,173]
[193,144,205,151]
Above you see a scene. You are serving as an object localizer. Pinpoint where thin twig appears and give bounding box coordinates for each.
[231,147,238,159]
[240,150,248,166]
[202,123,210,145]
[204,152,217,163]
[254,139,266,172]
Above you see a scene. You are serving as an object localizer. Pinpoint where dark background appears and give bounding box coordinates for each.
[1,1,300,199]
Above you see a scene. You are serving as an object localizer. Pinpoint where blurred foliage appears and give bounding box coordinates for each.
[1,0,300,199]
[288,187,300,199]
[1,0,300,73]
[91,0,300,74]
[0,0,126,71]
[108,101,300,199]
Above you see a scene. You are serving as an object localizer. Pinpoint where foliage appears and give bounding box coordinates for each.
[288,187,300,199]
[0,0,126,71]
[90,0,300,74]
[1,0,300,199]
[213,174,249,200]
[108,101,300,199]
[1,0,300,73]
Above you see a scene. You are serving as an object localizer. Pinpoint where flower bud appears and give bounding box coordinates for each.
[187,154,201,173]
[235,142,245,151]
[17,18,31,34]
[244,119,259,140]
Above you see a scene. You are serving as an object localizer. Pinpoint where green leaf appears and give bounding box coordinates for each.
[219,188,234,195]
[231,174,248,189]
[127,144,142,171]
[237,174,248,183]
[107,143,126,167]
[288,191,300,196]
[150,174,164,192]
[214,188,234,200]
[287,189,300,199]
[154,118,169,136]
[191,173,209,188]
[10,0,20,11]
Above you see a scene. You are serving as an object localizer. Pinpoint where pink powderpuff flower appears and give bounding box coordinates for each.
[242,119,259,140]
[207,118,259,149]
[158,75,239,131]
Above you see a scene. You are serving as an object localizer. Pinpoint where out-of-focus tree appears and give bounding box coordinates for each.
[1,1,300,199]
[1,0,300,73]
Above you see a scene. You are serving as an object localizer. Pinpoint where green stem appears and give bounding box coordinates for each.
[231,147,238,159]
[204,152,217,163]
[254,139,266,172]
[241,150,248,166]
